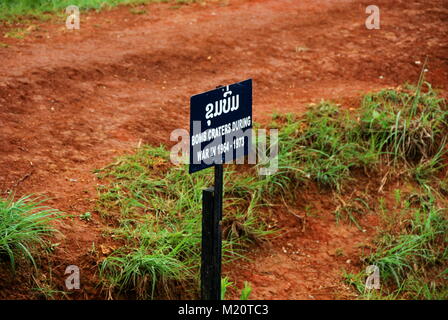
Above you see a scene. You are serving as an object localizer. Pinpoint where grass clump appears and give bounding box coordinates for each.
[100,246,186,299]
[359,82,448,167]
[0,195,61,271]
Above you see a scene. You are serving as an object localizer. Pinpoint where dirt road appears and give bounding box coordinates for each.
[0,0,447,299]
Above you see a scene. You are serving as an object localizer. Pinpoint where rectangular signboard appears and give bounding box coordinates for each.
[189,79,252,173]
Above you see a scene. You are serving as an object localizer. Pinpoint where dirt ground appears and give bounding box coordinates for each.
[0,0,447,299]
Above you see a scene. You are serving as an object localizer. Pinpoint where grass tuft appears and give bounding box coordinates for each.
[0,195,61,271]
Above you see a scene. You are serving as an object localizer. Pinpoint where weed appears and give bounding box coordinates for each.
[80,212,92,222]
[220,277,252,300]
[334,195,370,230]
[100,246,187,299]
[32,270,68,300]
[394,189,401,207]
[239,281,252,300]
[221,276,233,300]
[359,82,448,167]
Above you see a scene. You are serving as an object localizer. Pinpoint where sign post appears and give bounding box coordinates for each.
[200,187,219,300]
[190,79,252,300]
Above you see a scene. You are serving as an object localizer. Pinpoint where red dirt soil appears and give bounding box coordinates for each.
[0,0,447,299]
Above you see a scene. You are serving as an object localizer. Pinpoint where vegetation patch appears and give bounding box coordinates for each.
[95,79,447,299]
[345,190,448,299]
[266,80,447,193]
[0,0,200,22]
[95,146,275,299]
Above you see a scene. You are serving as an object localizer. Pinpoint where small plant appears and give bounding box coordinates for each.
[221,277,252,300]
[79,212,92,222]
[239,281,252,300]
[334,195,370,230]
[32,270,68,300]
[394,189,401,207]
[221,276,234,300]
[100,246,186,299]
[411,142,447,186]
[335,248,345,257]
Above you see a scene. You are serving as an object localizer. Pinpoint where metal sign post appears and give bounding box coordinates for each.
[190,79,252,300]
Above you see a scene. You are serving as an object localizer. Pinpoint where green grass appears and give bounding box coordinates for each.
[95,79,447,299]
[345,190,448,299]
[239,281,252,300]
[262,80,447,299]
[334,196,370,230]
[79,212,92,221]
[354,82,447,299]
[95,146,274,299]
[0,195,61,271]
[220,277,252,300]
[359,83,448,167]
[0,0,198,22]
[371,201,445,284]
[263,104,377,193]
[264,78,447,193]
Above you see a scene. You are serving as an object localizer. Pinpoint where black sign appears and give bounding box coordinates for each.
[189,79,253,173]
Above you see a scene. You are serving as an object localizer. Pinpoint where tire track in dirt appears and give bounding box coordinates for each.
[0,0,447,299]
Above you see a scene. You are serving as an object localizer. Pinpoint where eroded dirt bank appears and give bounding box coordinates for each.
[0,0,447,299]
